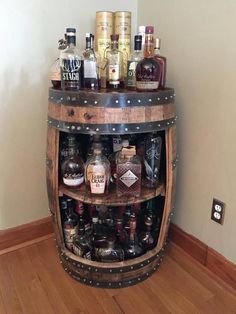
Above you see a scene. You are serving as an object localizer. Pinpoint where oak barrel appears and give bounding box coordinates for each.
[46,88,177,288]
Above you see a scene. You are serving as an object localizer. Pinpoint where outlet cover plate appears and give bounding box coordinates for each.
[211,198,225,225]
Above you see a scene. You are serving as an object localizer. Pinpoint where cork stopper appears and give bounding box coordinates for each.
[121,146,136,158]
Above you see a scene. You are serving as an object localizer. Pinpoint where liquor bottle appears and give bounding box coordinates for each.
[85,142,110,194]
[123,205,133,233]
[96,235,124,262]
[139,216,155,252]
[115,217,127,245]
[72,218,92,259]
[75,201,91,234]
[136,26,161,91]
[82,33,99,89]
[63,198,78,251]
[61,135,84,188]
[138,25,146,53]
[106,34,124,89]
[154,38,167,90]
[50,37,67,89]
[59,133,79,165]
[60,28,82,90]
[116,146,141,197]
[109,138,129,183]
[143,133,162,188]
[126,35,143,89]
[124,216,143,259]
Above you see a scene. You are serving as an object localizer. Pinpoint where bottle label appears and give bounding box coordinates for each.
[89,165,106,194]
[63,175,84,187]
[64,226,78,250]
[108,64,120,84]
[119,170,138,188]
[61,58,81,83]
[127,61,137,87]
[136,81,159,90]
[84,60,97,79]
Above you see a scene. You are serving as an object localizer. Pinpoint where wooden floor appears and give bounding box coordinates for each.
[0,238,235,314]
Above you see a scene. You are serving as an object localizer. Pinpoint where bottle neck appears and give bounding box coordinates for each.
[144,33,155,58]
[111,41,119,50]
[154,47,160,56]
[67,35,76,47]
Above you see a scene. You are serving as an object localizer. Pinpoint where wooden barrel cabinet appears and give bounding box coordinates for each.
[46,88,177,288]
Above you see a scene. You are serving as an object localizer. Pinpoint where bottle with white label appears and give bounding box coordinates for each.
[105,34,124,89]
[85,142,110,195]
[82,33,99,89]
[61,135,85,188]
[116,146,141,197]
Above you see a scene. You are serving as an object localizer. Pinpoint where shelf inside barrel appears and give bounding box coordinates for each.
[59,181,165,206]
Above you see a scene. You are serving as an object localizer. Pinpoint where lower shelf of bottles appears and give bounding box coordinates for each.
[59,180,165,206]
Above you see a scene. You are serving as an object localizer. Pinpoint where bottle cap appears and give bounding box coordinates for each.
[110,34,119,41]
[121,139,129,147]
[92,216,99,223]
[145,26,154,34]
[138,25,146,33]
[155,38,161,49]
[121,146,136,158]
[145,216,153,226]
[66,28,76,34]
[134,35,142,42]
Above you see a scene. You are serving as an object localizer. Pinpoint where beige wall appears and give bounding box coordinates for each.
[138,0,236,263]
[0,1,137,229]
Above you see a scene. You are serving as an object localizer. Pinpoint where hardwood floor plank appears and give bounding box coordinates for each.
[0,292,7,314]
[0,254,24,314]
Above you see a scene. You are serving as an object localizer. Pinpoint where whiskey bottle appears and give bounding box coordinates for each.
[143,133,162,188]
[139,216,155,252]
[61,135,84,188]
[96,235,124,262]
[126,35,143,89]
[124,216,143,259]
[116,146,141,197]
[136,26,161,91]
[85,142,110,194]
[75,201,91,235]
[72,218,92,259]
[60,28,82,90]
[154,38,167,90]
[109,138,129,183]
[63,198,78,251]
[50,37,67,89]
[106,34,124,89]
[82,33,99,89]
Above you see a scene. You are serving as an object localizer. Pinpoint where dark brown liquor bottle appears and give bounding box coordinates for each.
[63,198,78,251]
[124,216,143,259]
[154,38,167,90]
[139,216,155,252]
[136,26,161,91]
[61,135,84,188]
[72,218,92,259]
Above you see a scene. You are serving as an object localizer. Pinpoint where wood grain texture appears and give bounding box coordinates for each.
[0,217,53,252]
[0,237,236,314]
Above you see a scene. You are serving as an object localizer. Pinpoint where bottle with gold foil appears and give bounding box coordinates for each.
[85,143,110,195]
[106,34,124,89]
[116,146,141,197]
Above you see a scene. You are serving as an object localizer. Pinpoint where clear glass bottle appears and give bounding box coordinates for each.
[126,35,143,89]
[105,34,124,89]
[72,218,92,259]
[82,33,99,90]
[85,142,110,195]
[124,216,143,259]
[116,146,141,197]
[50,37,67,89]
[96,235,124,262]
[139,216,155,252]
[154,38,167,90]
[143,133,162,188]
[63,198,78,251]
[61,135,84,188]
[136,26,161,91]
[60,28,82,90]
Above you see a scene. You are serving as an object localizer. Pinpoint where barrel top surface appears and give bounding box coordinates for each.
[48,87,175,108]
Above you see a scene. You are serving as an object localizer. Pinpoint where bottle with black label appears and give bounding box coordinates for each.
[126,35,143,89]
[143,133,162,188]
[82,33,99,89]
[60,28,82,90]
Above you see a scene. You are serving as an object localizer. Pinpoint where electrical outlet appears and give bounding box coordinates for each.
[211,198,225,225]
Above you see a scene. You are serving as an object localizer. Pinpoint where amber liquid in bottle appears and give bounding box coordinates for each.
[136,26,161,91]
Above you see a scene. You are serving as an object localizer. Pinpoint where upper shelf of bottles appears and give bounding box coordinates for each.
[48,88,177,135]
[59,180,165,206]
